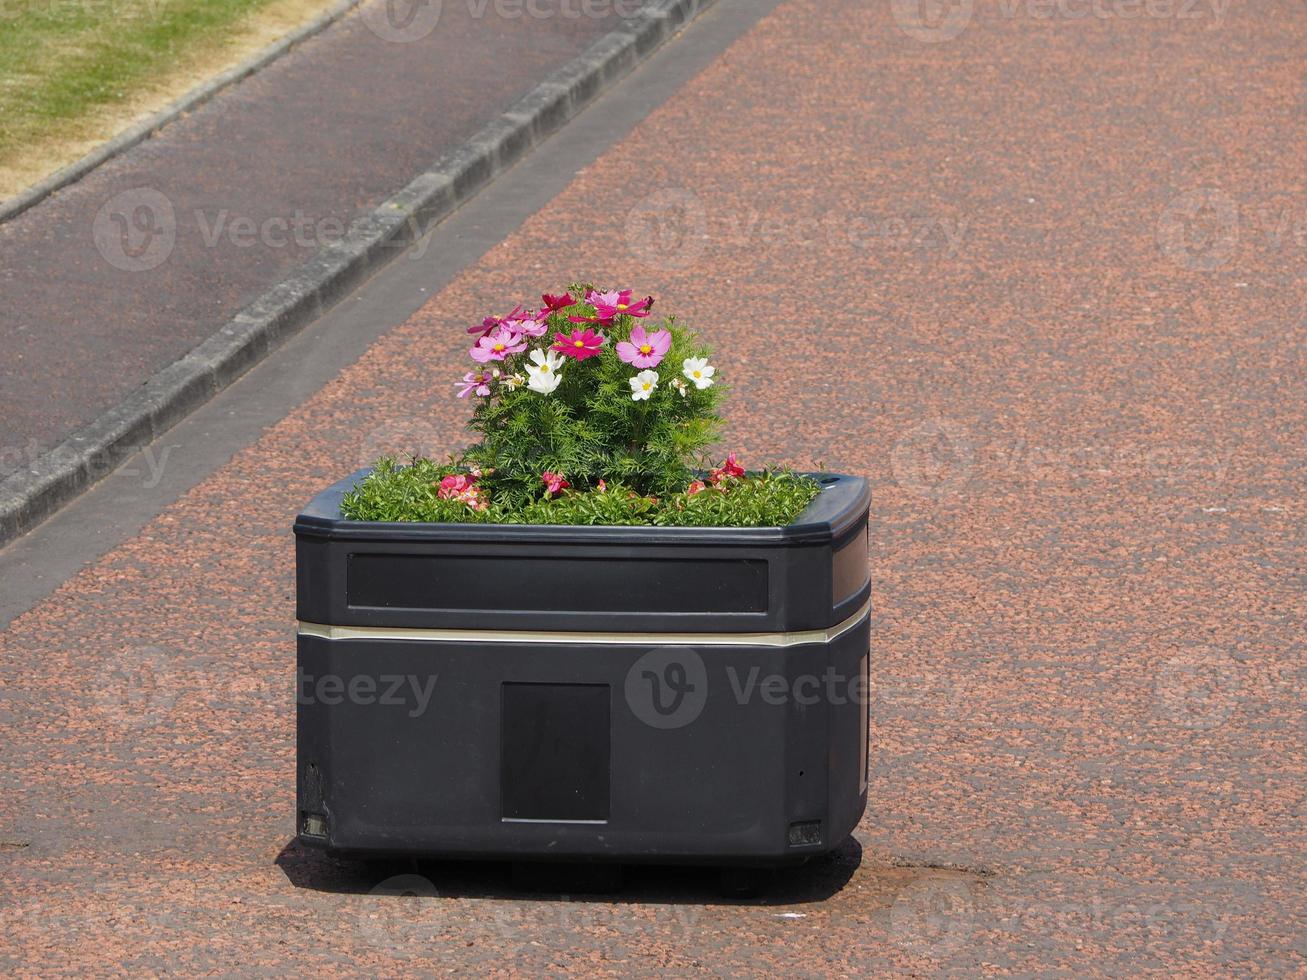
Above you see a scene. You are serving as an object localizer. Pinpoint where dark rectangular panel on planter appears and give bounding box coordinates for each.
[501,683,611,822]
[347,553,769,614]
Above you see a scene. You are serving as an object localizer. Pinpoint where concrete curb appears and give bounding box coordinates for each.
[0,0,718,548]
[0,0,366,225]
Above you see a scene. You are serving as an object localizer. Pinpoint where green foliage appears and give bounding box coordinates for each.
[345,284,821,528]
[341,461,821,529]
[340,458,494,524]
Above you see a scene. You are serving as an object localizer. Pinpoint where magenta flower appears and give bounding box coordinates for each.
[568,289,653,325]
[552,328,606,361]
[592,289,652,322]
[470,326,525,363]
[467,304,527,337]
[541,471,571,496]
[615,324,671,369]
[541,292,574,313]
[456,371,492,398]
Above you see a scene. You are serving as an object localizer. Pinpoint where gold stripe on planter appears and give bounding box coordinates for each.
[298,599,870,649]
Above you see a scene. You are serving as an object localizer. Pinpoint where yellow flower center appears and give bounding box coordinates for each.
[643,382,653,391]
[692,370,701,378]
[640,344,652,354]
[617,303,629,310]
[575,340,585,347]
[540,364,551,373]
[493,343,504,352]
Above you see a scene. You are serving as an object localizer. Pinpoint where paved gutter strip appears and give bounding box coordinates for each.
[0,0,717,548]
[0,0,365,225]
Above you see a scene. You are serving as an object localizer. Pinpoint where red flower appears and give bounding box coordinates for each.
[552,328,606,360]
[541,292,574,313]
[542,471,571,496]
[686,479,707,496]
[708,453,746,486]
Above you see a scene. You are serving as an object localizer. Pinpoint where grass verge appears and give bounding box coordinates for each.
[0,0,340,201]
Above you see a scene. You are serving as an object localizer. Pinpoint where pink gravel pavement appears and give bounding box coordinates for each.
[1,0,1304,974]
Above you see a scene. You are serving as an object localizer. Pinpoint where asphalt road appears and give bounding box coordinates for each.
[1,0,1303,974]
[0,0,621,463]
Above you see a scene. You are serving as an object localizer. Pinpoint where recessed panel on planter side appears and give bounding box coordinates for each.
[346,553,769,613]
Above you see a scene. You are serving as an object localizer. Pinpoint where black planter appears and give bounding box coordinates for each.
[294,469,870,866]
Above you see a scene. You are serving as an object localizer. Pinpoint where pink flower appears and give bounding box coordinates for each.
[509,316,548,338]
[552,328,606,360]
[597,479,608,492]
[615,324,671,369]
[437,474,487,511]
[686,479,707,496]
[439,474,473,495]
[467,304,526,337]
[541,292,574,313]
[542,471,571,496]
[568,289,653,325]
[456,371,492,398]
[470,326,525,362]
[593,290,652,322]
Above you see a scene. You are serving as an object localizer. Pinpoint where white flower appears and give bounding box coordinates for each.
[670,377,688,398]
[682,357,715,389]
[629,369,659,401]
[526,349,563,394]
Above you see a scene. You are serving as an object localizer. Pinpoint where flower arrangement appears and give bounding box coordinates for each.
[342,284,820,527]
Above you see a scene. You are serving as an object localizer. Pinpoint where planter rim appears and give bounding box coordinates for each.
[294,468,869,546]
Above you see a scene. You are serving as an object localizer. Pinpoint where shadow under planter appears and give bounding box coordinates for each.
[294,469,871,870]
